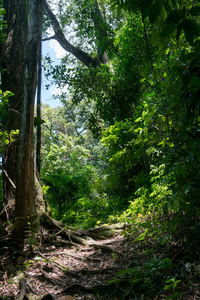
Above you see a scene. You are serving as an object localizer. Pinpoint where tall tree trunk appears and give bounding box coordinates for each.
[1,0,28,203]
[36,41,42,176]
[15,0,44,234]
[92,0,110,65]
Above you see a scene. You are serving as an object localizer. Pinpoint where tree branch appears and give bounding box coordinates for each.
[42,35,56,42]
[44,0,100,68]
[0,165,16,189]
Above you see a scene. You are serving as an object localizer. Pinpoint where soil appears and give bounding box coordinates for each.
[0,222,200,300]
[0,230,132,299]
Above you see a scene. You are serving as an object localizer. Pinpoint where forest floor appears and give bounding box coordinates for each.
[0,220,200,300]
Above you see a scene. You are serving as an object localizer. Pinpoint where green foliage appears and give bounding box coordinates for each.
[0,90,14,116]
[104,0,200,254]
[110,257,175,295]
[0,6,6,42]
[44,13,142,127]
[41,0,200,254]
[40,105,112,228]
[120,164,174,220]
[111,0,200,46]
[0,129,19,151]
[41,134,94,220]
[0,90,18,152]
[165,277,180,289]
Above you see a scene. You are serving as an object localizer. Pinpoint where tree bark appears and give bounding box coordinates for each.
[15,0,44,234]
[36,41,42,176]
[1,0,28,203]
[91,0,110,65]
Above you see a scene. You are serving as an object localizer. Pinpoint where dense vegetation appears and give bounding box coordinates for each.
[1,0,200,299]
[41,0,200,236]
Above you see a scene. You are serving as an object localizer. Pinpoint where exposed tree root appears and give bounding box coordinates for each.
[18,273,26,300]
[40,212,127,247]
[37,251,77,273]
[71,266,117,274]
[89,243,123,255]
[62,281,132,300]
[0,211,130,300]
[48,239,77,248]
[39,250,101,263]
[86,223,129,237]
[63,282,116,293]
[64,251,101,262]
[40,213,89,246]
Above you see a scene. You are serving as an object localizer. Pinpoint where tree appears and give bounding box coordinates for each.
[15,0,45,234]
[1,0,44,234]
[43,9,145,207]
[43,0,200,231]
[36,41,42,176]
[40,104,103,227]
[0,0,118,235]
[43,0,112,67]
[1,0,27,203]
[107,0,200,227]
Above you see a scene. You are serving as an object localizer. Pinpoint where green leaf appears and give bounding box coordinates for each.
[164,284,172,290]
[141,0,154,11]
[34,117,45,127]
[134,228,149,241]
[141,0,154,18]
[176,21,184,40]
[165,277,175,284]
[34,256,42,261]
[161,23,177,37]
[149,0,162,24]
[134,127,143,133]
[184,19,199,44]
[135,117,142,123]
[166,141,174,147]
[179,49,186,63]
[189,5,200,16]
[158,140,165,146]
[0,8,6,16]
[166,10,184,25]
[3,91,15,98]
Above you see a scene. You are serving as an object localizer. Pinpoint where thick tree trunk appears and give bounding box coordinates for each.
[15,0,44,234]
[1,0,28,203]
[36,41,42,176]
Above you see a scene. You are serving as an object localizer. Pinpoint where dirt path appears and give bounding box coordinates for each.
[1,221,200,300]
[0,231,139,299]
